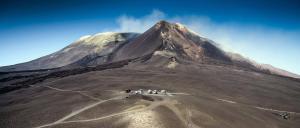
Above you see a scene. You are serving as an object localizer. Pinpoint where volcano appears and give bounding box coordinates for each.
[1,21,297,78]
[1,21,298,79]
[1,21,300,128]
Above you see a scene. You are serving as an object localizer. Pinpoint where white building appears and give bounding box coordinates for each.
[160,90,166,94]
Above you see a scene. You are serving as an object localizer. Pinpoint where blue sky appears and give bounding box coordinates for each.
[0,0,300,74]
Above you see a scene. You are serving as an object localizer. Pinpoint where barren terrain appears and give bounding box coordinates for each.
[1,64,300,128]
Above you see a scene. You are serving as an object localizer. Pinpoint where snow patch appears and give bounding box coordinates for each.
[78,32,126,50]
[175,23,186,30]
[153,50,176,57]
[166,61,178,69]
[95,32,117,36]
[187,28,201,36]
[62,47,73,53]
[79,35,92,41]
[217,98,236,104]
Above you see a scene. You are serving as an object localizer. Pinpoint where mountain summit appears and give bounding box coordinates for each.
[110,20,230,63]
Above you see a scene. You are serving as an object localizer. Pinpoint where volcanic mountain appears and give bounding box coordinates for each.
[1,21,300,128]
[1,21,297,78]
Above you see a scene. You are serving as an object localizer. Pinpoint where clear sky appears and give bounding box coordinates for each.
[0,0,300,74]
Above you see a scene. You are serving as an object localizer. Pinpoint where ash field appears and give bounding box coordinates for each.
[1,21,300,128]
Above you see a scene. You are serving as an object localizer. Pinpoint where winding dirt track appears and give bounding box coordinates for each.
[35,96,167,128]
[35,95,202,128]
[33,85,120,128]
[43,85,101,101]
[34,86,196,128]
[34,85,299,128]
[216,98,300,115]
[35,96,122,128]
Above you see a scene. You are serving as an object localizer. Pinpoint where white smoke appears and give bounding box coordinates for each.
[114,9,165,32]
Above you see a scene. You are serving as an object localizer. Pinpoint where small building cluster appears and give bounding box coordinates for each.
[125,89,167,95]
[273,112,291,120]
[279,112,290,120]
